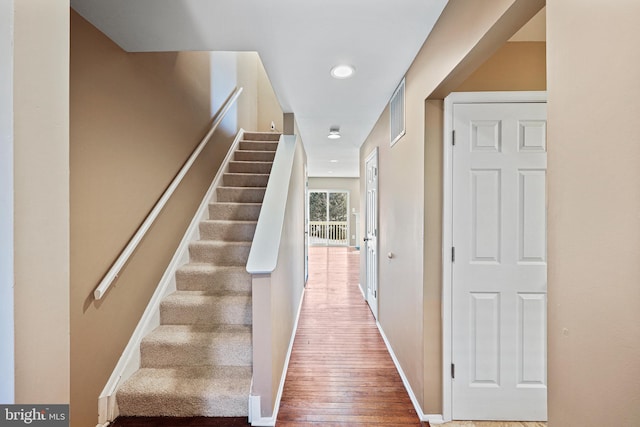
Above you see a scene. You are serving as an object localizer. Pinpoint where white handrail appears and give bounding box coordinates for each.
[93,87,243,300]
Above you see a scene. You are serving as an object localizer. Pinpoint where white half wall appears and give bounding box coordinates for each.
[0,0,14,404]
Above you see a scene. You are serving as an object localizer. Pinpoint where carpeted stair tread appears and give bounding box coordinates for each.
[234,150,275,162]
[116,366,252,417]
[239,140,279,151]
[216,186,266,203]
[160,292,251,326]
[140,324,251,368]
[228,161,273,174]
[189,240,251,265]
[208,202,262,221]
[242,131,281,141]
[198,220,257,242]
[223,172,270,188]
[175,264,251,293]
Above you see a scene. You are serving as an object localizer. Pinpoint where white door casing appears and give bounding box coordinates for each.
[365,148,379,319]
[443,92,547,421]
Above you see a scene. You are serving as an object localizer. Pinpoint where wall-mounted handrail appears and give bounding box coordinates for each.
[93,86,243,300]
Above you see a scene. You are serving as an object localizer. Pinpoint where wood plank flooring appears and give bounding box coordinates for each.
[276,246,423,426]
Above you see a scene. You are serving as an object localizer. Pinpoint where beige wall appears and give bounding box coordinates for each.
[308,177,360,247]
[13,0,70,405]
[547,1,640,425]
[70,12,282,427]
[71,12,220,426]
[0,0,14,403]
[251,135,307,418]
[359,0,545,415]
[423,99,444,412]
[258,59,284,133]
[456,42,546,92]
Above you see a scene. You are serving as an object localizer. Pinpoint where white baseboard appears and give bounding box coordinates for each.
[250,286,306,426]
[376,321,444,424]
[248,395,273,427]
[426,414,446,424]
[96,129,245,426]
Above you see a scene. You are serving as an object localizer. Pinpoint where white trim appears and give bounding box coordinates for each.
[96,129,245,426]
[247,135,297,274]
[250,287,306,426]
[376,321,433,422]
[358,282,366,300]
[442,91,547,421]
[426,414,446,425]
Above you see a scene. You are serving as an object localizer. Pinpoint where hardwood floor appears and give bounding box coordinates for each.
[276,246,423,426]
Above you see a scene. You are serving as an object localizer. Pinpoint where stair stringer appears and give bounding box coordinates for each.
[96,129,246,427]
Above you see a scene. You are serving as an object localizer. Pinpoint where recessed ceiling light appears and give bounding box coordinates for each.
[330,64,355,79]
[328,126,341,139]
[330,160,338,163]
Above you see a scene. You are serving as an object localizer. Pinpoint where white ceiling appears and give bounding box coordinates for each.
[71,0,449,177]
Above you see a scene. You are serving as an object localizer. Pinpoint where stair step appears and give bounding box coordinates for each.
[234,150,275,162]
[189,241,251,265]
[160,291,251,325]
[140,325,251,368]
[176,264,251,292]
[116,365,251,417]
[228,161,273,174]
[223,173,270,188]
[208,202,262,221]
[239,140,278,152]
[243,131,281,141]
[217,186,266,203]
[199,220,257,242]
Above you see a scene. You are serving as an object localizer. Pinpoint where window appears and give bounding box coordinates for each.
[390,77,406,147]
[308,191,349,246]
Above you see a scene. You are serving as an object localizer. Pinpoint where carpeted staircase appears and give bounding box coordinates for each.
[116,132,280,418]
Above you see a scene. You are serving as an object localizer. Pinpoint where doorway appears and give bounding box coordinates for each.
[443,92,547,421]
[364,148,379,319]
[308,190,349,246]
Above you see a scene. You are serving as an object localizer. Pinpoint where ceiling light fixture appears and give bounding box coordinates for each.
[330,160,338,163]
[330,64,355,79]
[328,127,341,139]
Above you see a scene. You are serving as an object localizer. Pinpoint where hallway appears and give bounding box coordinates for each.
[276,246,422,426]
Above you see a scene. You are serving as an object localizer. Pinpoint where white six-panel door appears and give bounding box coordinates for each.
[452,101,547,421]
[365,148,379,319]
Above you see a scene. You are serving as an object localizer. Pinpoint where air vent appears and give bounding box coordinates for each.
[390,77,406,147]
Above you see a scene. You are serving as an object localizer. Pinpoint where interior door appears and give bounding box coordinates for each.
[365,149,379,319]
[452,102,547,420]
[304,168,309,283]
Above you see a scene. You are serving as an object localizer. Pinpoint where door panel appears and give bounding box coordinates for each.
[452,102,547,421]
[365,149,379,319]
